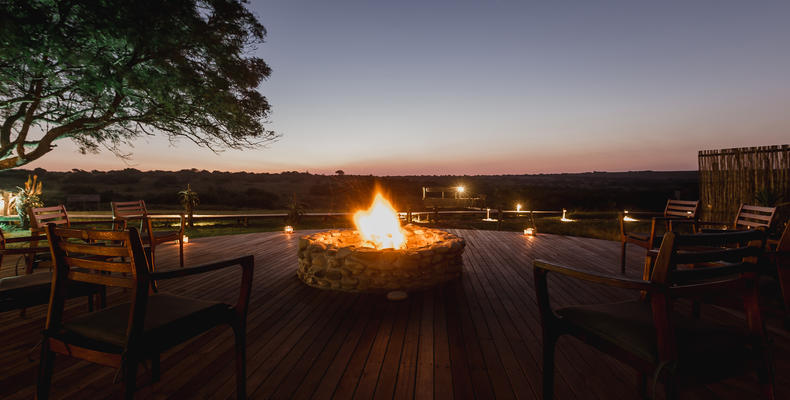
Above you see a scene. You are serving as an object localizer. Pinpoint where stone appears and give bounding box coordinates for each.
[297,226,466,293]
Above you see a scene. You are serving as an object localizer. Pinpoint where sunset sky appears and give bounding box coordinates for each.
[29,1,790,175]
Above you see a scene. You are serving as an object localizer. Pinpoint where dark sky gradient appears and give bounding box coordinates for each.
[31,0,790,174]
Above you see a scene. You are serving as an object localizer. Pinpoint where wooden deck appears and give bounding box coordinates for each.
[1,229,788,399]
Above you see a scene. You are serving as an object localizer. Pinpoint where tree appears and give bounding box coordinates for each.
[0,0,276,170]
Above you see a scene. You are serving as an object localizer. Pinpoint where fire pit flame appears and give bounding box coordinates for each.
[353,193,405,250]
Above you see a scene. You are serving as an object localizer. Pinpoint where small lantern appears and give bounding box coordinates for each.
[623,210,638,222]
[523,228,535,236]
[182,236,189,244]
[284,225,294,234]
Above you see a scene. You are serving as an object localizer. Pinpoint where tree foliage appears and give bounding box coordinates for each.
[0,0,276,170]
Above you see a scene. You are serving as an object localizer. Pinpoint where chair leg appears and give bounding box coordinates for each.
[542,332,558,400]
[123,357,138,400]
[620,241,627,274]
[777,264,790,329]
[637,372,648,399]
[36,341,54,400]
[99,286,107,309]
[149,247,156,271]
[691,301,701,318]
[179,239,184,268]
[232,320,247,400]
[756,346,776,400]
[151,353,161,383]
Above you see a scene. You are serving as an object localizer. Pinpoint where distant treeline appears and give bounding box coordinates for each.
[0,168,698,212]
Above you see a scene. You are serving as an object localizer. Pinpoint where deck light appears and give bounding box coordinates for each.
[183,236,189,243]
[482,208,497,222]
[623,210,638,222]
[284,225,294,234]
[560,209,574,222]
[524,227,535,236]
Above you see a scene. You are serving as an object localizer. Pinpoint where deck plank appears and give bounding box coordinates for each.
[0,229,788,399]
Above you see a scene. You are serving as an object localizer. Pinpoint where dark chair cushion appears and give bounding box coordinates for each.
[60,293,230,353]
[555,300,752,370]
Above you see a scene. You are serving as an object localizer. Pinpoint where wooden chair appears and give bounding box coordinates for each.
[536,229,774,399]
[1,229,104,314]
[37,225,254,399]
[620,199,699,273]
[111,200,185,268]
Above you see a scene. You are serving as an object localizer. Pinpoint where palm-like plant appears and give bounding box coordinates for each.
[286,193,306,227]
[16,175,43,229]
[178,184,199,227]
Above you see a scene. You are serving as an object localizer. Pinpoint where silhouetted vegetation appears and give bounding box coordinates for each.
[0,169,697,214]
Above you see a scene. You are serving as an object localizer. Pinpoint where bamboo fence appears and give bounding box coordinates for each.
[698,145,790,223]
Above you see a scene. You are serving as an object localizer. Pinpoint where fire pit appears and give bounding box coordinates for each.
[297,194,465,292]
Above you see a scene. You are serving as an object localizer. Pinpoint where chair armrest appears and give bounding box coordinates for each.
[150,255,254,316]
[695,220,732,228]
[533,259,655,327]
[533,259,654,290]
[3,234,48,243]
[69,219,117,226]
[150,255,253,280]
[0,246,50,255]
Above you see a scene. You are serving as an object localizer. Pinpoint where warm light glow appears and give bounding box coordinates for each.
[457,186,465,193]
[183,236,189,243]
[516,204,522,213]
[623,210,638,222]
[284,225,294,233]
[482,207,497,222]
[353,193,406,249]
[524,228,534,236]
[560,208,574,222]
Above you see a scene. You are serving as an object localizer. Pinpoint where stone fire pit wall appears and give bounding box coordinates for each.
[297,225,465,293]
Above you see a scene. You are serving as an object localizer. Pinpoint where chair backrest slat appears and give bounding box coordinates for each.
[734,203,776,229]
[67,270,136,288]
[58,241,130,258]
[664,199,699,219]
[670,262,754,284]
[672,247,762,265]
[31,205,70,232]
[64,256,132,273]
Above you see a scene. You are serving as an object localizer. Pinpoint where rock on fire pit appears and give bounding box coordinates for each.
[297,224,465,293]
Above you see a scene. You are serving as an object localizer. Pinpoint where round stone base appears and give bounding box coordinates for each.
[296,225,465,293]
